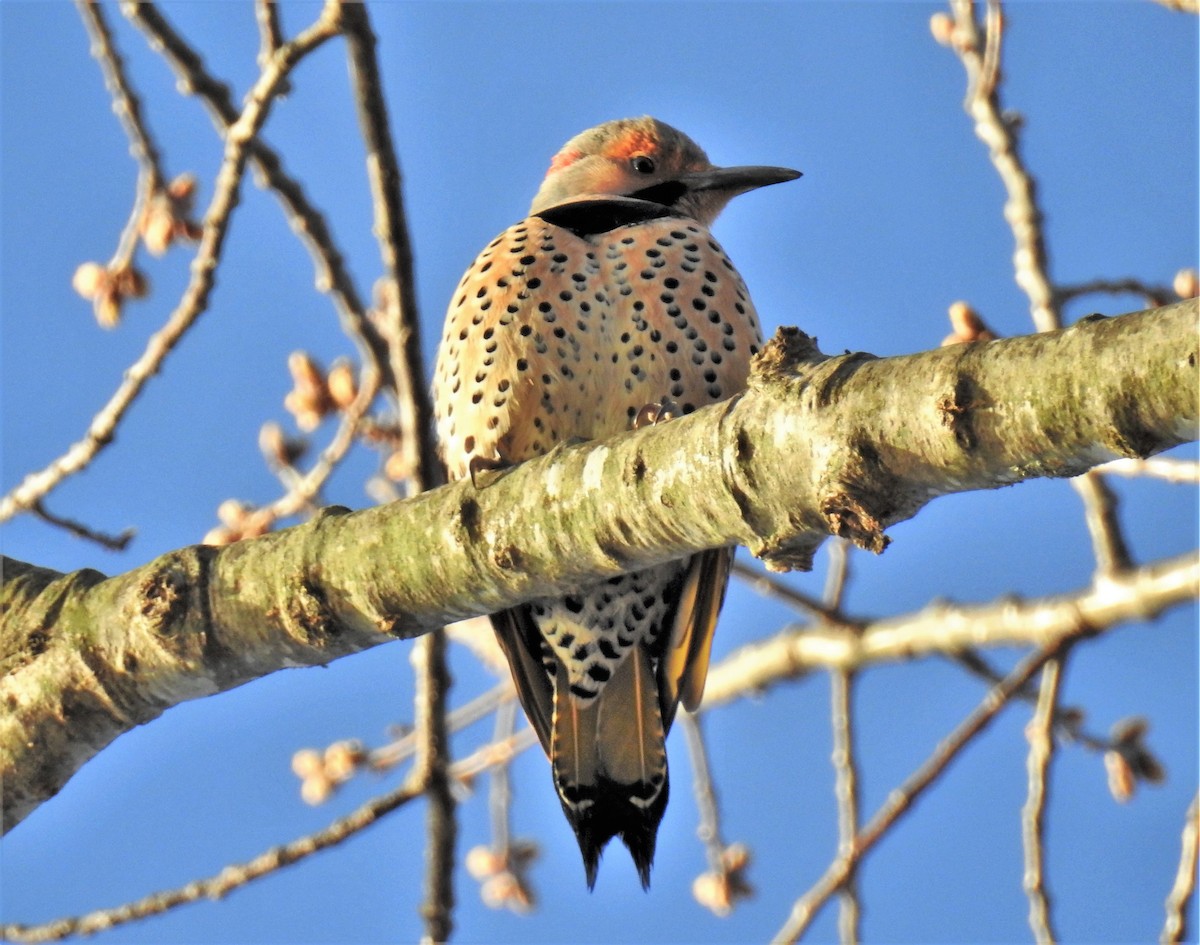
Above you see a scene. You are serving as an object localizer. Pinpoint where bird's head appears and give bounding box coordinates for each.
[529,116,799,228]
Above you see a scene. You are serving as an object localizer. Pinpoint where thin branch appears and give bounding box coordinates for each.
[368,680,515,774]
[337,1,441,494]
[950,649,1109,754]
[1161,792,1199,945]
[703,551,1198,708]
[732,559,859,627]
[30,501,134,552]
[411,630,457,945]
[488,697,519,854]
[1022,655,1066,944]
[682,713,727,873]
[75,1,164,190]
[254,0,285,68]
[122,2,397,392]
[334,9,451,940]
[945,0,1133,576]
[73,5,160,277]
[0,3,342,525]
[0,730,534,944]
[681,712,752,916]
[1098,457,1200,485]
[1074,472,1133,577]
[823,540,861,944]
[1056,277,1174,310]
[771,641,1069,944]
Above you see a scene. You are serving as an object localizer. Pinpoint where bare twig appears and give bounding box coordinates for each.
[0,729,535,944]
[682,712,752,916]
[75,1,164,190]
[488,698,519,854]
[1074,473,1132,577]
[682,713,728,873]
[771,641,1069,944]
[951,649,1109,754]
[368,680,515,774]
[334,8,452,940]
[411,629,457,945]
[1097,457,1200,485]
[254,0,285,67]
[0,779,423,944]
[944,0,1133,576]
[1161,792,1199,944]
[30,501,134,552]
[0,4,342,525]
[733,558,859,627]
[704,552,1198,708]
[823,540,861,944]
[1022,655,1066,944]
[122,2,397,392]
[337,1,441,494]
[1056,277,1174,310]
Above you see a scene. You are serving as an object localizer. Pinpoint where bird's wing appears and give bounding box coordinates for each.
[490,607,554,753]
[657,547,733,730]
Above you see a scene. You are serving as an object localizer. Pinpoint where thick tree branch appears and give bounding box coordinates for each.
[2,301,1195,831]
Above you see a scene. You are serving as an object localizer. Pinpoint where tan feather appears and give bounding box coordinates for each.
[596,645,666,793]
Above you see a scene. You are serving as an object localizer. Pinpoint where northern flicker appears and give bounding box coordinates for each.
[433,116,798,888]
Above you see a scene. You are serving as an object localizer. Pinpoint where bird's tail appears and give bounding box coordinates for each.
[551,645,669,889]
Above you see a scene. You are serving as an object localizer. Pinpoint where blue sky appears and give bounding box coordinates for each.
[1,3,1197,943]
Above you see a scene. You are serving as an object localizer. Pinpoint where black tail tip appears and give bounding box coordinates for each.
[565,777,669,891]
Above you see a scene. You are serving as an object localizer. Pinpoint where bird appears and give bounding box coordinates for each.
[433,116,799,889]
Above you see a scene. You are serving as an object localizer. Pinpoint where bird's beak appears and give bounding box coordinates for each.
[680,164,802,195]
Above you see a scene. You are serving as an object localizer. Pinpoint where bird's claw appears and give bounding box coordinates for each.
[468,453,514,488]
[633,399,679,430]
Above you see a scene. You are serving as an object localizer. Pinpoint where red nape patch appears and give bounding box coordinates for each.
[605,129,658,161]
[546,148,584,176]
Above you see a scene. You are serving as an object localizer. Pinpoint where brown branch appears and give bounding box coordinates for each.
[1022,654,1066,944]
[334,9,451,938]
[0,3,342,525]
[733,558,856,626]
[411,629,457,944]
[30,501,134,552]
[254,0,285,68]
[122,2,396,392]
[1056,277,1175,310]
[703,551,1198,708]
[0,731,534,944]
[1098,457,1200,485]
[771,641,1070,943]
[681,712,753,916]
[942,0,1133,576]
[337,1,441,493]
[1161,792,1199,944]
[75,0,164,191]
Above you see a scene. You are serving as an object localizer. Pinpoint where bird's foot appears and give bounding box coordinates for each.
[467,453,514,488]
[633,398,679,430]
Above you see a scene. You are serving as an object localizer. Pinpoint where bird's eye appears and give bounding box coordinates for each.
[631,155,656,175]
